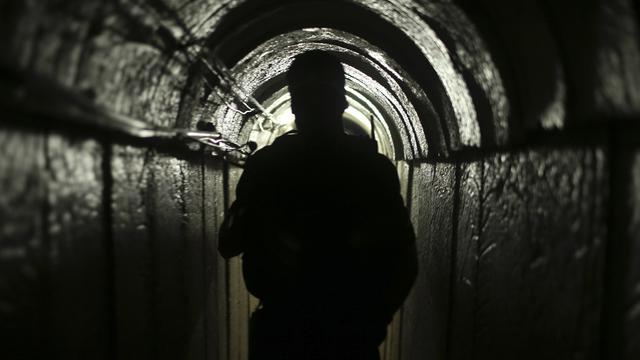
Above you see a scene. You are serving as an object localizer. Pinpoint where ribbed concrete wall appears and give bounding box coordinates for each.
[1,1,639,359]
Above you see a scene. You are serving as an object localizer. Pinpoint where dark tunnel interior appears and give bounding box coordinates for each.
[1,0,640,359]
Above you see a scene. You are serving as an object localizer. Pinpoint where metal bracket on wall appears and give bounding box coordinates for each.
[0,65,256,164]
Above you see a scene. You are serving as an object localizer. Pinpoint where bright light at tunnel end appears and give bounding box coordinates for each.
[248,88,395,160]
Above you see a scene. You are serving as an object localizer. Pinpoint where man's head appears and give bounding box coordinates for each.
[287,50,348,137]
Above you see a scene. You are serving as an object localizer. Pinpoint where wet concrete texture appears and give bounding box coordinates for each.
[402,162,456,360]
[605,135,640,360]
[471,150,606,359]
[1,0,640,359]
[624,152,640,358]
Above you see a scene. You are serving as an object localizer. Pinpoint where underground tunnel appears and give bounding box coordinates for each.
[1,0,640,359]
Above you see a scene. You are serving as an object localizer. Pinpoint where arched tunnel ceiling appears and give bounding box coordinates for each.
[452,0,567,132]
[211,28,428,160]
[4,0,640,158]
[200,0,507,155]
[40,0,513,159]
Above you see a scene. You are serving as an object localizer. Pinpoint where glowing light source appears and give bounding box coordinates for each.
[248,86,395,160]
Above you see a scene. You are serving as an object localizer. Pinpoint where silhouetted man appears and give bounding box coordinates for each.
[219,50,417,360]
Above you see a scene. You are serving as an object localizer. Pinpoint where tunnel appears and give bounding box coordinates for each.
[2,0,640,359]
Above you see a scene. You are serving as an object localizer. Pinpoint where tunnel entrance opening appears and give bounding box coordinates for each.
[247,84,396,159]
[211,28,428,162]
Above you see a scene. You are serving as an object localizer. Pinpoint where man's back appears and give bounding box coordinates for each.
[220,133,416,359]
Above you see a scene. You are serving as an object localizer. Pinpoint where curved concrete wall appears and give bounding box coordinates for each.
[1,0,639,359]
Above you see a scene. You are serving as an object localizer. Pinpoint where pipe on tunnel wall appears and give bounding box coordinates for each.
[1,0,640,360]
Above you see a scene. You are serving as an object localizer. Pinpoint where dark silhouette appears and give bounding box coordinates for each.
[219,50,417,360]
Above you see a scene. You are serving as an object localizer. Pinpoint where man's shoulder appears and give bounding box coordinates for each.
[271,132,303,150]
[341,136,400,189]
[342,134,376,153]
[253,133,298,156]
[242,133,299,170]
[342,136,395,167]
